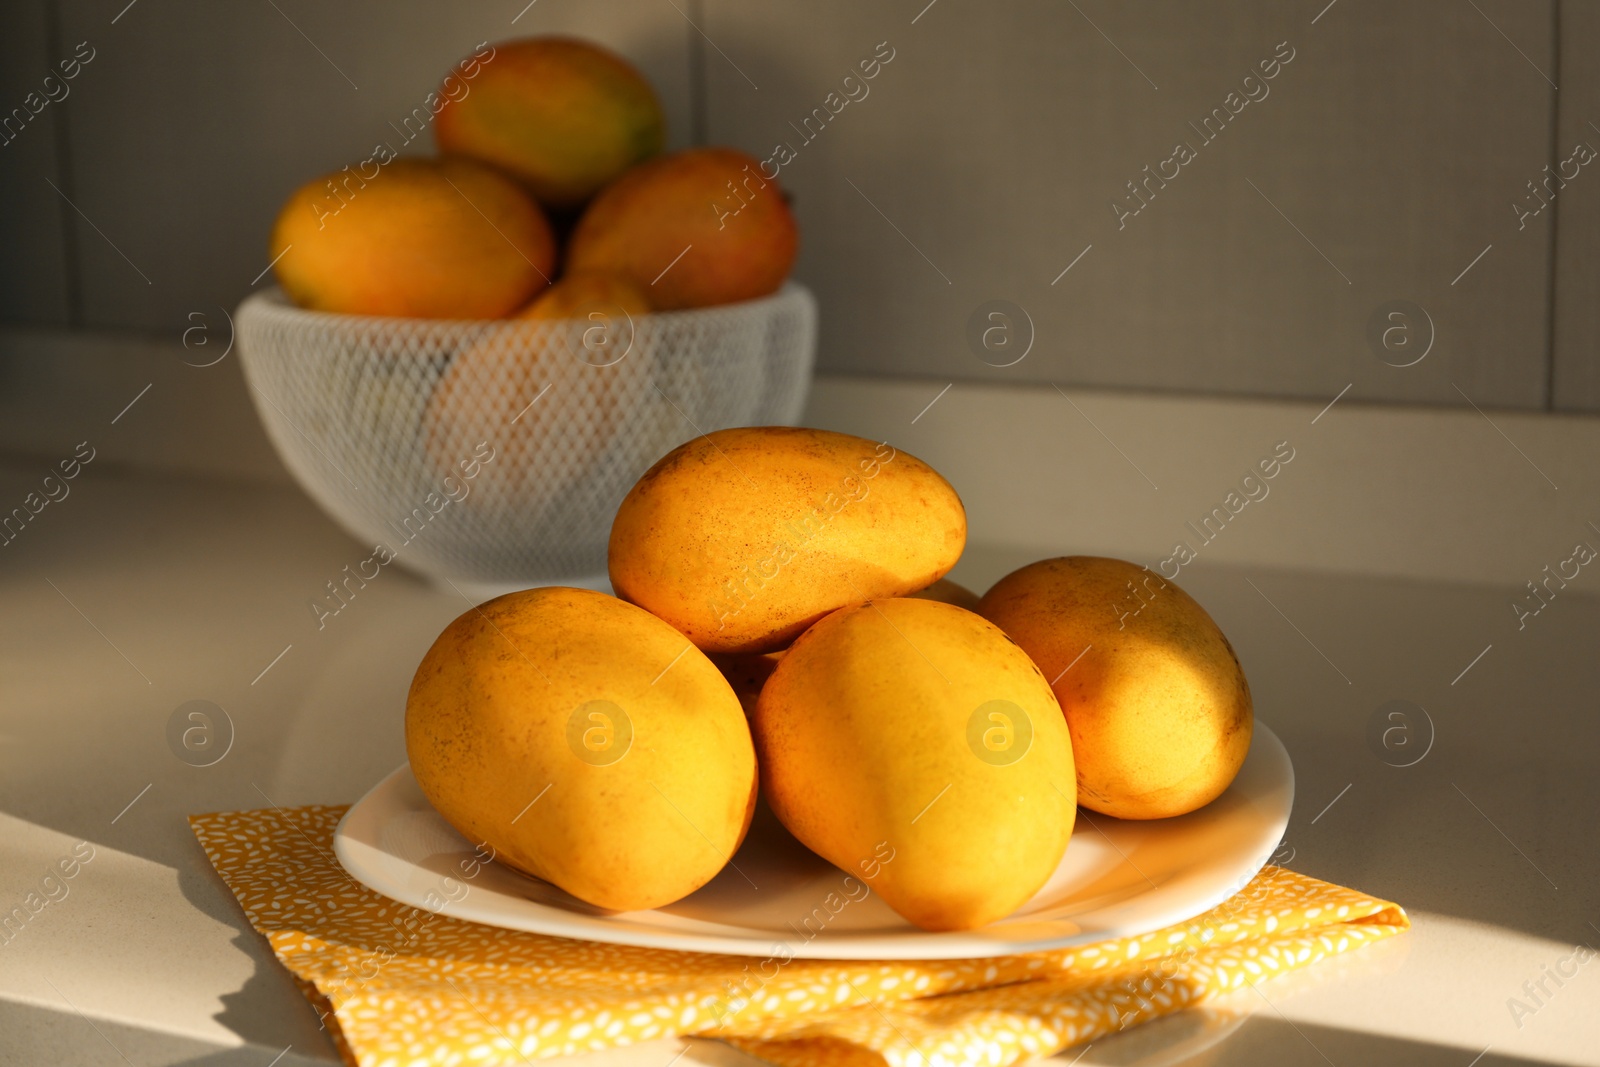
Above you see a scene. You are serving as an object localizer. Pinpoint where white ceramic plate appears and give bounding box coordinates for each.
[334,723,1292,960]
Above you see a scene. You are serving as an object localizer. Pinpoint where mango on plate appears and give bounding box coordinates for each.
[405,586,757,911]
[978,556,1252,820]
[753,598,1076,931]
[608,427,967,653]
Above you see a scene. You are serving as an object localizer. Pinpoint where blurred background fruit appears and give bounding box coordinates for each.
[269,156,555,319]
[519,271,652,321]
[568,147,798,310]
[422,274,653,510]
[239,34,816,588]
[435,36,665,212]
[421,283,650,527]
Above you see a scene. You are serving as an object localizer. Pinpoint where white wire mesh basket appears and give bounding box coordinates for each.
[237,284,816,585]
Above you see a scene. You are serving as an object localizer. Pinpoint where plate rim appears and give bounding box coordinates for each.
[334,722,1293,960]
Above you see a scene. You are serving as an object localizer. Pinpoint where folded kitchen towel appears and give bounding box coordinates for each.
[190,804,1407,1067]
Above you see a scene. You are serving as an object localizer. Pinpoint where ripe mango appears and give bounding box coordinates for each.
[270,157,554,319]
[519,271,651,321]
[405,586,757,911]
[566,147,797,309]
[978,556,1252,820]
[423,272,650,506]
[608,427,967,653]
[434,37,665,211]
[753,598,1076,931]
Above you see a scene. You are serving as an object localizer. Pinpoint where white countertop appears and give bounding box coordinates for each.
[1,440,1598,1065]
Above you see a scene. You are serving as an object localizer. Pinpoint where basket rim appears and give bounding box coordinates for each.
[236,280,814,328]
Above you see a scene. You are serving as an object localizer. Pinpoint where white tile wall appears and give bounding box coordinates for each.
[0,0,74,325]
[701,0,1562,409]
[2,0,1595,411]
[1553,0,1600,412]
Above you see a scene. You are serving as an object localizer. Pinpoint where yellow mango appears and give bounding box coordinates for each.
[753,598,1076,931]
[978,556,1252,820]
[405,586,757,911]
[609,427,967,653]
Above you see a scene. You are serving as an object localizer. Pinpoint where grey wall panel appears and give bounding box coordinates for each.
[703,0,1556,408]
[0,0,73,326]
[0,325,288,484]
[1553,0,1600,412]
[54,0,695,335]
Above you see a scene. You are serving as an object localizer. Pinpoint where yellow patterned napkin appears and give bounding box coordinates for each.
[191,804,1406,1067]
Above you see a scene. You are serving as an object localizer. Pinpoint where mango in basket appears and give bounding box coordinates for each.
[978,556,1253,820]
[608,427,966,653]
[270,157,554,319]
[567,147,798,310]
[518,271,652,323]
[406,586,757,911]
[752,597,1076,932]
[435,36,665,212]
[422,272,650,504]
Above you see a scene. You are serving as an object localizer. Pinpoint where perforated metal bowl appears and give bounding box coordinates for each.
[237,284,816,585]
